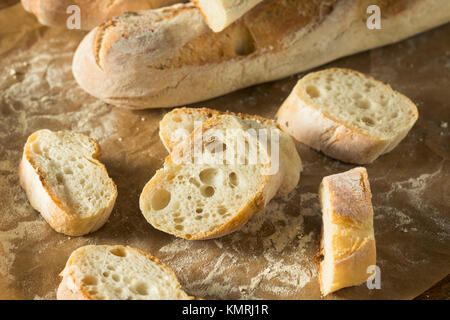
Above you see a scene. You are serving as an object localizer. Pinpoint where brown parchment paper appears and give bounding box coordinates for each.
[0,4,449,300]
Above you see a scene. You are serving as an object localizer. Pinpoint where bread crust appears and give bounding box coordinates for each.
[57,245,193,300]
[276,68,419,164]
[318,167,376,296]
[72,0,450,109]
[19,130,117,236]
[21,0,183,30]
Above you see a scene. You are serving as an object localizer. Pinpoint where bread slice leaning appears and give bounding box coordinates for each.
[141,114,295,240]
[21,0,183,30]
[191,0,263,32]
[57,245,192,300]
[319,167,376,296]
[19,129,117,236]
[159,107,302,197]
[277,68,419,164]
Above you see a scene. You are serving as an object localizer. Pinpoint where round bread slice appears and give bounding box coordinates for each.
[141,114,284,240]
[19,129,117,236]
[277,68,419,164]
[57,245,192,300]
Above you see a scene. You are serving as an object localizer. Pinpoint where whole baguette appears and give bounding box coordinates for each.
[21,0,183,30]
[73,0,450,109]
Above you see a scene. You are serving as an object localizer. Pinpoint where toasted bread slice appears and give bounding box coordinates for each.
[159,107,302,197]
[319,167,376,296]
[57,245,192,300]
[141,114,294,240]
[277,68,419,164]
[19,130,117,236]
[191,0,263,32]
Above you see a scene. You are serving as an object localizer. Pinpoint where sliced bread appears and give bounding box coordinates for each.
[141,114,295,240]
[319,167,376,296]
[57,245,192,300]
[159,107,302,197]
[191,0,263,32]
[19,130,117,236]
[276,68,419,164]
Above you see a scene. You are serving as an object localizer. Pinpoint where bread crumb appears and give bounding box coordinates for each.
[440,122,448,128]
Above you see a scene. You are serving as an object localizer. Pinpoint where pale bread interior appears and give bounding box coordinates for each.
[142,115,274,239]
[298,68,418,139]
[63,245,189,300]
[26,130,116,217]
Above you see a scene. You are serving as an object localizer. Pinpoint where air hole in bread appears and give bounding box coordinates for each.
[131,282,149,296]
[151,189,171,210]
[196,208,203,214]
[64,167,73,175]
[107,265,115,271]
[353,93,362,100]
[174,217,184,223]
[31,143,41,155]
[229,172,238,187]
[112,274,120,282]
[200,186,215,197]
[189,178,200,188]
[362,117,375,127]
[306,85,320,99]
[172,116,182,123]
[82,275,98,286]
[56,173,63,184]
[233,26,255,56]
[110,247,127,257]
[102,271,109,277]
[199,168,220,186]
[175,225,184,231]
[218,206,227,215]
[356,99,371,109]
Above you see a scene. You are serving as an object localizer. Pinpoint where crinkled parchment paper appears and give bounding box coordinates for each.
[0,4,449,300]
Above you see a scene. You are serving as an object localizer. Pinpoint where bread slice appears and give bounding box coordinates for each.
[191,0,263,32]
[277,68,419,164]
[19,129,117,236]
[141,114,297,240]
[159,107,302,197]
[319,167,376,296]
[57,245,192,300]
[21,0,184,30]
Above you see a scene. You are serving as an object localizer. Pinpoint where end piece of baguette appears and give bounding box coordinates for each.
[19,129,117,236]
[319,167,376,296]
[277,68,419,164]
[57,245,192,300]
[191,0,263,32]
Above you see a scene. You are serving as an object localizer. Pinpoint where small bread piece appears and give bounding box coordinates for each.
[191,0,263,32]
[21,0,183,30]
[277,68,419,164]
[141,114,296,240]
[159,107,302,196]
[19,130,117,236]
[319,167,376,296]
[57,245,192,300]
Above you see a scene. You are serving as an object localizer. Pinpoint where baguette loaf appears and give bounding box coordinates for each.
[57,245,192,300]
[191,0,263,32]
[276,68,419,164]
[159,107,302,196]
[21,0,183,30]
[72,0,450,109]
[19,130,117,236]
[319,167,376,296]
[140,114,299,240]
